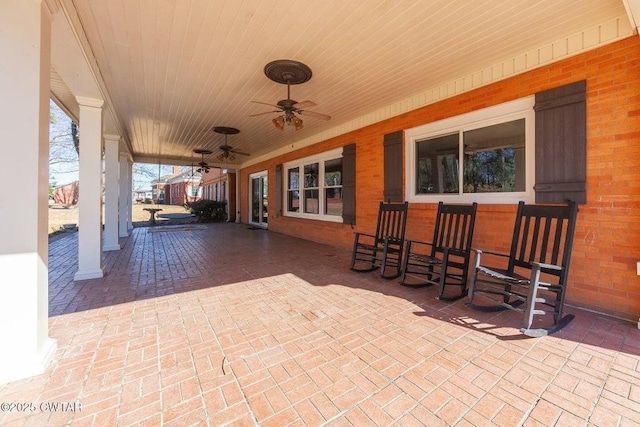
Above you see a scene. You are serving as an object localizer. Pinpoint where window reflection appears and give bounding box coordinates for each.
[415,119,525,195]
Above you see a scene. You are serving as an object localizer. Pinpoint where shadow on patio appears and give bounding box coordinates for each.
[1,223,639,426]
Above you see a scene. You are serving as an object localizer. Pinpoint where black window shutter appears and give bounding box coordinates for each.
[342,144,356,225]
[384,131,403,202]
[534,80,587,204]
[275,164,282,216]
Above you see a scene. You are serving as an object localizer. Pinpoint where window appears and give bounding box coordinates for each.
[284,148,343,222]
[154,188,165,201]
[405,97,534,204]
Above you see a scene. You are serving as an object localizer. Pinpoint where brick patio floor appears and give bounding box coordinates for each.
[1,223,639,426]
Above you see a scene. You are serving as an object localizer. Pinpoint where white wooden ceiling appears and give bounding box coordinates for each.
[51,0,634,168]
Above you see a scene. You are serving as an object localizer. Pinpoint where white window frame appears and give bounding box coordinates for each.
[283,147,343,223]
[405,96,535,204]
[187,184,201,198]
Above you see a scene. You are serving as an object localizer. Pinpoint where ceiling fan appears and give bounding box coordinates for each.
[213,126,249,161]
[193,148,213,173]
[250,59,331,130]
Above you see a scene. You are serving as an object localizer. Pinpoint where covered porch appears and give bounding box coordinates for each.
[1,224,638,425]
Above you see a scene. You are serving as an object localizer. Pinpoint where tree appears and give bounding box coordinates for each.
[133,163,173,189]
[49,101,78,186]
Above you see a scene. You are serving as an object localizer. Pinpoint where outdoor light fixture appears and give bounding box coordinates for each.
[292,115,303,130]
[272,116,285,130]
[271,113,304,131]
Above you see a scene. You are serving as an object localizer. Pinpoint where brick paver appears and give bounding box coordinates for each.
[1,223,639,426]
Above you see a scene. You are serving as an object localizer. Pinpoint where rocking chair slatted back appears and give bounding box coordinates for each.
[434,202,476,259]
[377,203,408,245]
[509,203,575,277]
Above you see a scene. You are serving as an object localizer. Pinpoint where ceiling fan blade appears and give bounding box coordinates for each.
[293,100,317,109]
[249,110,280,117]
[251,100,281,108]
[298,110,331,120]
[229,149,250,156]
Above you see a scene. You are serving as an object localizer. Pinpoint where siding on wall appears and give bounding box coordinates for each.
[240,37,640,322]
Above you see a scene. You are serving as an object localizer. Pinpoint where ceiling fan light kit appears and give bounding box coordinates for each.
[252,59,330,131]
[272,116,285,130]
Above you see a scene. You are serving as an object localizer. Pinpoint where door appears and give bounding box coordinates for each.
[250,171,268,228]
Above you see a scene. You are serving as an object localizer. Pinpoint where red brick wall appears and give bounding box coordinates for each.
[53,181,79,205]
[240,37,640,322]
[168,181,201,205]
[201,169,235,219]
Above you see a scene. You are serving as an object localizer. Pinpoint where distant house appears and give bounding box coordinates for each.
[150,175,170,205]
[150,167,202,205]
[53,181,79,205]
[168,169,203,205]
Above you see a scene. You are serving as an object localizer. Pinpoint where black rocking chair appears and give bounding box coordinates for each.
[467,201,579,337]
[400,202,477,301]
[350,201,409,279]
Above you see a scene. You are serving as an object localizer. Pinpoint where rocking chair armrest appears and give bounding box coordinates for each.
[531,261,563,272]
[472,248,510,259]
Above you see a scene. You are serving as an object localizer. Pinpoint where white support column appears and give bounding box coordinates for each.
[127,161,134,231]
[103,135,120,251]
[0,0,57,383]
[119,154,130,237]
[74,97,105,280]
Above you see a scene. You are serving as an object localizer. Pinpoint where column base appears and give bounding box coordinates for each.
[74,267,105,281]
[0,338,57,384]
[103,244,121,251]
[118,231,129,238]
